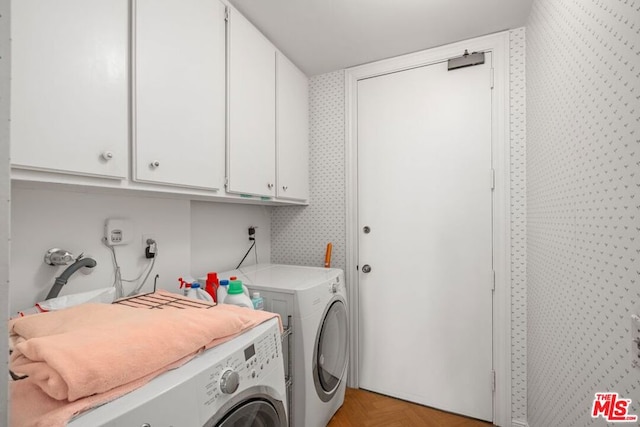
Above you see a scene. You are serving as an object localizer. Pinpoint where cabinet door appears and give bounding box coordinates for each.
[133,0,226,190]
[11,0,128,179]
[276,54,309,201]
[227,9,276,197]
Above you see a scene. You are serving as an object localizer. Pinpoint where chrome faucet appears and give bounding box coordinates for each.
[44,250,97,300]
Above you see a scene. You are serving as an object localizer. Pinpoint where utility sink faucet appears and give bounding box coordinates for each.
[43,249,97,300]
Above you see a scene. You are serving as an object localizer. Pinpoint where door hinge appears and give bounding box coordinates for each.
[224,7,229,22]
[490,68,494,89]
[224,176,229,188]
[491,370,496,392]
[491,270,495,292]
[490,168,495,190]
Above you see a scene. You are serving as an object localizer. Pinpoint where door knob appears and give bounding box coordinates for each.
[362,264,372,273]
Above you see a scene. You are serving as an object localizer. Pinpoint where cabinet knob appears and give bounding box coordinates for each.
[101,151,114,161]
[150,161,160,169]
[282,186,288,191]
[267,183,274,190]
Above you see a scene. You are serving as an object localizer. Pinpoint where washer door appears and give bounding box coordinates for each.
[217,399,281,427]
[204,388,287,427]
[313,298,348,402]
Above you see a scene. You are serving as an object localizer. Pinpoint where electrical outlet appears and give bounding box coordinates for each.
[142,234,157,259]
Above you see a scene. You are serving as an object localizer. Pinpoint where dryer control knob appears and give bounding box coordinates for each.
[220,369,240,394]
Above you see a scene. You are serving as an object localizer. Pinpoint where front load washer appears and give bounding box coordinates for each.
[221,264,348,427]
[69,317,287,427]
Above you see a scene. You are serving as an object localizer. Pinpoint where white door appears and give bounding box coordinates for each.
[133,0,226,190]
[357,54,493,421]
[227,9,276,198]
[276,53,309,202]
[11,0,128,178]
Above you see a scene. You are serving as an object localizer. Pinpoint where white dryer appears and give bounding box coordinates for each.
[69,317,287,427]
[222,264,348,427]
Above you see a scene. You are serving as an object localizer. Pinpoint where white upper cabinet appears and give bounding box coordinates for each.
[227,8,277,198]
[276,53,309,202]
[11,0,129,179]
[133,0,226,190]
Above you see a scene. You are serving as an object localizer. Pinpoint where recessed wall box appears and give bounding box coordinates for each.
[104,218,132,246]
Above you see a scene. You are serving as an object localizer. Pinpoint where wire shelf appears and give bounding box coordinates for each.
[113,292,216,310]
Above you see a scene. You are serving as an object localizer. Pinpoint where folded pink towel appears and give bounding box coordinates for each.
[11,351,195,427]
[9,291,279,411]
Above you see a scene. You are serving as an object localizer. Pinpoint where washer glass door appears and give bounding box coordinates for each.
[216,399,281,427]
[314,299,348,401]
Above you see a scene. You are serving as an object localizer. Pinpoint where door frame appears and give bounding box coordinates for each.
[344,31,511,426]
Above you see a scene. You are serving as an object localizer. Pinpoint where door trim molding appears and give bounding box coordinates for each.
[344,31,511,426]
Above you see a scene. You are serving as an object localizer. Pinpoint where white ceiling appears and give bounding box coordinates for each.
[228,0,533,76]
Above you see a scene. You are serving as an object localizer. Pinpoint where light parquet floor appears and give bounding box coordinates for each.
[327,388,494,427]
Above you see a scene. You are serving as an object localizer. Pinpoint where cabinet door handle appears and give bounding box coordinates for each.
[150,161,160,169]
[267,183,274,190]
[101,151,114,161]
[282,186,288,191]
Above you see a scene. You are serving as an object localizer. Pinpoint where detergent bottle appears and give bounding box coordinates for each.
[223,280,254,309]
[205,272,219,302]
[187,283,214,302]
[217,280,229,304]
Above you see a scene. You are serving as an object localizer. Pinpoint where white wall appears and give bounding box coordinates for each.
[10,185,272,314]
[527,1,640,425]
[0,0,10,422]
[190,201,271,278]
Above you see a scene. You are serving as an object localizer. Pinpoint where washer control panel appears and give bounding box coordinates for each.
[197,321,283,419]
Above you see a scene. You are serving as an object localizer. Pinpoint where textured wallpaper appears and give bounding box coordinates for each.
[271,71,346,272]
[510,27,528,424]
[527,1,640,426]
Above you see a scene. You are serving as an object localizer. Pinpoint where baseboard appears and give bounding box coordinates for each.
[512,419,528,427]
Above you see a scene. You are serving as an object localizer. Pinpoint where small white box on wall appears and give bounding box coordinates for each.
[104,218,132,246]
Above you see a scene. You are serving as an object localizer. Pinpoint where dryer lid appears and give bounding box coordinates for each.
[224,264,343,292]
